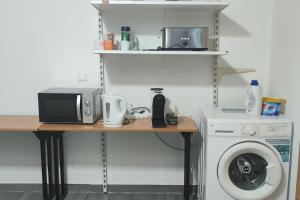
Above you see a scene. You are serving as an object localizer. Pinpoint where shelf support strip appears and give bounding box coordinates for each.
[98,10,108,193]
[213,12,220,107]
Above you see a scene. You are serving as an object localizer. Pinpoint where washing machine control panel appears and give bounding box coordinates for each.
[209,123,291,137]
[242,124,290,137]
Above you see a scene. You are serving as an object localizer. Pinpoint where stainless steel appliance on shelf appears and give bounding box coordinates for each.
[38,88,101,124]
[161,27,208,51]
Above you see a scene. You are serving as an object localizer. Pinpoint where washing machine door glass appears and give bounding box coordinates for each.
[218,141,282,200]
[229,153,268,190]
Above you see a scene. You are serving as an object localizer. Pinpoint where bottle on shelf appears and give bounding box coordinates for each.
[103,32,114,50]
[246,80,262,116]
[121,26,131,51]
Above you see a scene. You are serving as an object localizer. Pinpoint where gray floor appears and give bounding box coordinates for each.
[0,191,184,200]
[0,185,186,200]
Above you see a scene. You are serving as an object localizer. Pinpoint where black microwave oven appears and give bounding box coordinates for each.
[38,88,101,124]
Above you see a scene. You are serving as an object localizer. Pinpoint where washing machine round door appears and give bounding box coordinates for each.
[217,141,282,200]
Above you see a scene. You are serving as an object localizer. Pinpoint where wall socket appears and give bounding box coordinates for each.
[77,73,88,82]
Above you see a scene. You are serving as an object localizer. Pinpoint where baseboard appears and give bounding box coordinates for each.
[0,184,185,194]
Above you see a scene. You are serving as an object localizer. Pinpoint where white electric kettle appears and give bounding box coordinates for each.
[102,94,127,128]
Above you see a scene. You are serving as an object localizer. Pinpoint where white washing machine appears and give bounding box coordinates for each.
[199,110,293,200]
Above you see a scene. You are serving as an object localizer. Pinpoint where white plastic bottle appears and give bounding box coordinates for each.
[246,80,262,116]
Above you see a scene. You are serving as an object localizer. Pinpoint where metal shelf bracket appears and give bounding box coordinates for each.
[212,13,255,107]
[217,67,256,80]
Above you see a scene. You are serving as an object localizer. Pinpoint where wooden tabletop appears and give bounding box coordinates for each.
[0,115,197,133]
[0,115,41,132]
[39,117,198,133]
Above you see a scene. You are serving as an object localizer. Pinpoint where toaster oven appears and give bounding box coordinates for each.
[161,27,208,50]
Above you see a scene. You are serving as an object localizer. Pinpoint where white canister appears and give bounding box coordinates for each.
[120,40,130,51]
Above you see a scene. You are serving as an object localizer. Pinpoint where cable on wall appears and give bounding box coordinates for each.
[154,132,184,151]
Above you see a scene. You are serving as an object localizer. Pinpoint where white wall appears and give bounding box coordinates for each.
[0,0,274,184]
[218,0,273,108]
[269,0,300,199]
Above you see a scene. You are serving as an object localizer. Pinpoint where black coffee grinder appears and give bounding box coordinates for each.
[151,88,167,128]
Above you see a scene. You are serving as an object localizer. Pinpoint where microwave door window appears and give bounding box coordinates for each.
[39,94,82,123]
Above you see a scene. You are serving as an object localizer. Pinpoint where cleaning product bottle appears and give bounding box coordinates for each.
[246,80,262,116]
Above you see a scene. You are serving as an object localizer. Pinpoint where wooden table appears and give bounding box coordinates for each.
[0,115,40,132]
[39,116,196,132]
[0,116,198,200]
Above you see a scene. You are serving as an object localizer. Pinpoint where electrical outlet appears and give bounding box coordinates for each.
[77,73,88,82]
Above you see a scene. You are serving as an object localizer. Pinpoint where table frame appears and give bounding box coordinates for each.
[34,132,68,200]
[34,131,193,200]
[0,116,196,200]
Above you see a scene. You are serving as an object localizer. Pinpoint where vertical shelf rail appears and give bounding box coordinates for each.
[98,10,108,193]
[101,132,108,193]
[98,11,105,95]
[213,12,220,107]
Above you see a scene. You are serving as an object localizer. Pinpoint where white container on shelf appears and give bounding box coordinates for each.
[120,41,130,51]
[246,80,262,116]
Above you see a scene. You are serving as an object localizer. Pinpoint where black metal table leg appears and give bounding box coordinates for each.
[40,134,48,200]
[53,134,61,200]
[47,136,54,199]
[35,132,50,200]
[35,131,67,200]
[182,132,192,200]
[58,133,68,198]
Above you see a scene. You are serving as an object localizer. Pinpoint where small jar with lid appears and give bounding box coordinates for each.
[103,32,114,50]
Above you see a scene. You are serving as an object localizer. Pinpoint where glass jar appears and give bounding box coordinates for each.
[103,32,114,50]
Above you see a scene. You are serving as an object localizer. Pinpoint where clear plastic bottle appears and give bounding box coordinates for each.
[246,80,262,116]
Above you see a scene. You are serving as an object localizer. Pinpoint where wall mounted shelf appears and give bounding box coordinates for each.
[91,1,231,192]
[217,67,256,80]
[91,0,230,12]
[93,50,228,56]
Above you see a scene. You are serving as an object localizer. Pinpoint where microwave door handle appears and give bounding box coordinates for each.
[76,95,82,121]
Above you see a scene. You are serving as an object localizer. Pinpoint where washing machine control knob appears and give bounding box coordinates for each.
[247,128,257,136]
[84,100,90,106]
[84,110,91,116]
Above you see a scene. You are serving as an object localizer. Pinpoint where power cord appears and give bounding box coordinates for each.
[126,106,151,119]
[168,44,185,48]
[126,108,197,151]
[153,132,184,151]
[128,107,151,114]
[128,106,183,150]
[177,114,194,121]
[153,114,199,151]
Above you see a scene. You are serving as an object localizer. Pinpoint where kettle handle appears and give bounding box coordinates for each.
[118,96,127,117]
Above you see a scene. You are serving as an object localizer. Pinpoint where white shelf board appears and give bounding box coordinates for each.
[93,49,228,56]
[91,1,230,12]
